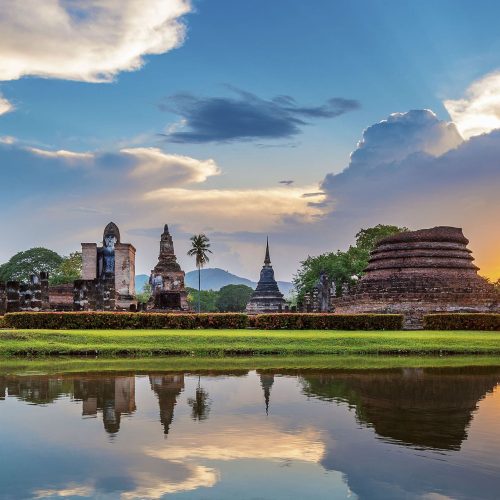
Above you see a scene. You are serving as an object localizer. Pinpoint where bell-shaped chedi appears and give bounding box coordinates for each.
[148,225,189,311]
[246,238,286,313]
[332,226,499,328]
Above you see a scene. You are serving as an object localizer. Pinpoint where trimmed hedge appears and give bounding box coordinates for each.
[424,313,500,331]
[2,312,404,330]
[3,312,248,330]
[253,313,403,330]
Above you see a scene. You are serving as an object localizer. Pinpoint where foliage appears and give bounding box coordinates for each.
[424,313,500,331]
[187,234,213,313]
[188,384,211,421]
[293,224,407,300]
[136,283,152,304]
[216,284,253,312]
[187,287,219,312]
[3,311,249,330]
[50,252,82,285]
[0,248,63,282]
[252,313,403,330]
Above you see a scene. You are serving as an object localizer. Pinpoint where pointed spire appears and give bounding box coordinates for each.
[264,236,271,266]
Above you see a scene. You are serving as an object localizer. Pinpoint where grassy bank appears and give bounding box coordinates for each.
[1,328,500,356]
[2,354,500,376]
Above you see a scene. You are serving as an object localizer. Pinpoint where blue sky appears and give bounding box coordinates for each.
[1,0,499,280]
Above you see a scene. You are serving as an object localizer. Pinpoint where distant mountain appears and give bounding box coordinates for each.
[135,268,294,297]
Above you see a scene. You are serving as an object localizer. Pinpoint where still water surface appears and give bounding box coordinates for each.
[1,364,500,499]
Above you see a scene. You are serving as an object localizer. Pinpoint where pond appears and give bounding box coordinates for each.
[1,361,500,499]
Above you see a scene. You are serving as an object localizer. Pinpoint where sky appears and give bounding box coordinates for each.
[0,0,499,281]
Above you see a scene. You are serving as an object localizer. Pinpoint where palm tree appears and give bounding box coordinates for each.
[187,233,212,312]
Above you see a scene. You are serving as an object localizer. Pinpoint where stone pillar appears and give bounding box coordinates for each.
[115,243,136,310]
[30,274,42,310]
[73,280,96,311]
[6,281,20,312]
[97,277,115,311]
[40,272,50,310]
[82,243,98,280]
[0,282,6,315]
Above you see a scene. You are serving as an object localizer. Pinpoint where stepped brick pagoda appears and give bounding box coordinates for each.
[148,224,189,311]
[246,238,286,313]
[332,226,499,328]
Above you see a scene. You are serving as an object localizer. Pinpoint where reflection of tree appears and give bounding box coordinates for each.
[301,367,500,450]
[188,376,211,421]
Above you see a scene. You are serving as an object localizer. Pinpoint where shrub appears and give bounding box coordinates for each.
[253,313,403,330]
[424,313,500,331]
[0,316,6,329]
[3,312,248,330]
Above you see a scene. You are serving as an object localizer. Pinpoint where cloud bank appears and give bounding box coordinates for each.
[0,0,191,82]
[444,71,500,139]
[161,89,359,143]
[319,109,500,279]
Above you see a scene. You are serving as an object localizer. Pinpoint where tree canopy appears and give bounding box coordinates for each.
[216,284,253,312]
[50,252,82,285]
[293,224,407,300]
[0,248,64,282]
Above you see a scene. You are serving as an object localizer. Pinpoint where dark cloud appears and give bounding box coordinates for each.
[279,180,294,186]
[160,89,359,143]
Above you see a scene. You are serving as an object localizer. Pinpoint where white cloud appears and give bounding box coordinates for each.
[123,147,220,186]
[0,0,191,82]
[0,93,14,115]
[28,147,94,161]
[444,71,500,139]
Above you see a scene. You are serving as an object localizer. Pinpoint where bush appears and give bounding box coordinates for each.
[0,316,6,329]
[424,313,500,331]
[3,312,249,330]
[253,313,403,330]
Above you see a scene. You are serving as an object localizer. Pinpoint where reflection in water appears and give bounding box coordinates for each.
[1,365,500,499]
[300,367,500,450]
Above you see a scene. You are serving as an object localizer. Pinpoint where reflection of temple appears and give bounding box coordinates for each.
[73,376,136,434]
[0,376,73,404]
[149,375,185,434]
[301,367,500,450]
[258,372,275,415]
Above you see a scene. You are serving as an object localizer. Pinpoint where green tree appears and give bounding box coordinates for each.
[136,283,152,304]
[0,248,63,282]
[216,284,253,312]
[187,234,213,313]
[186,287,219,312]
[50,252,82,285]
[293,224,407,300]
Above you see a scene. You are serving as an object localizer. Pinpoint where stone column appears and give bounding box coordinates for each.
[7,281,20,312]
[40,272,50,310]
[30,274,42,310]
[0,282,6,315]
[82,243,98,280]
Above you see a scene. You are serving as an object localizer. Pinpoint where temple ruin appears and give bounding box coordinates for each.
[332,226,499,328]
[246,238,286,313]
[148,225,189,311]
[0,273,50,314]
[76,222,137,311]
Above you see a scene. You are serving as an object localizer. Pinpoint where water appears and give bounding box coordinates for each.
[1,364,500,499]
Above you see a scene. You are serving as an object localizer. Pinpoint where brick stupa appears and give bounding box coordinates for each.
[332,226,499,328]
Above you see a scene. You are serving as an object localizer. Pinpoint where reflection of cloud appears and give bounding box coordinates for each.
[161,89,359,143]
[121,466,218,500]
[0,0,191,82]
[444,71,500,139]
[147,425,325,463]
[33,484,94,498]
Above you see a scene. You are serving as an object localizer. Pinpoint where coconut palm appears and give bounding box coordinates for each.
[187,233,212,312]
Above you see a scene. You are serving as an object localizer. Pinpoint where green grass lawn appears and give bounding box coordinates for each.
[1,328,500,356]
